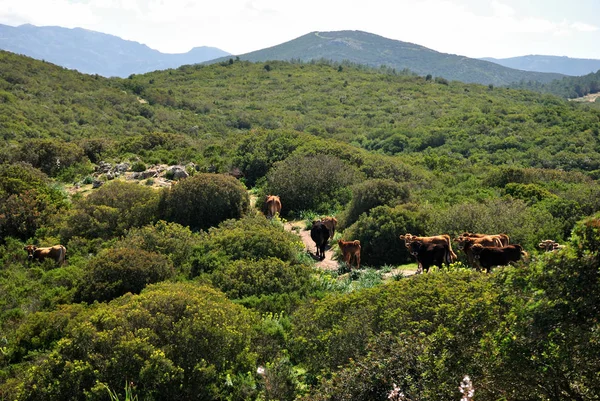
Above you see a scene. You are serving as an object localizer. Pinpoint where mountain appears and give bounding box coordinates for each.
[481,55,600,76]
[0,23,230,77]
[211,30,564,86]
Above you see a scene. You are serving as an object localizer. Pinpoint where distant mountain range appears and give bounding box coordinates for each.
[481,55,600,77]
[2,24,594,87]
[212,30,564,86]
[0,24,230,78]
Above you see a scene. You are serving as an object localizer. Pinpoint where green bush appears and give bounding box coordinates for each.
[338,179,410,229]
[117,220,200,272]
[60,180,160,241]
[131,161,147,172]
[159,173,249,231]
[265,153,359,215]
[211,257,312,299]
[0,163,67,241]
[76,247,174,303]
[9,282,260,401]
[17,138,86,177]
[189,214,304,275]
[342,204,429,266]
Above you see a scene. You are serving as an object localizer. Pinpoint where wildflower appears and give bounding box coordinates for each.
[459,375,474,401]
[388,383,408,401]
[257,366,265,375]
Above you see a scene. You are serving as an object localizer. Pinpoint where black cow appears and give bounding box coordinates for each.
[470,244,526,273]
[409,240,449,273]
[311,221,330,260]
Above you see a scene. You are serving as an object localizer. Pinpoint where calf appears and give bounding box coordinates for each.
[23,244,67,265]
[470,244,526,273]
[265,195,282,219]
[338,239,361,270]
[408,240,448,273]
[311,221,330,260]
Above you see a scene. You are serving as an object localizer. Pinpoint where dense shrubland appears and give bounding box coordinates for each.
[1,52,600,400]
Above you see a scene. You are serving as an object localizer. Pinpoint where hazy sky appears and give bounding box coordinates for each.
[1,0,599,59]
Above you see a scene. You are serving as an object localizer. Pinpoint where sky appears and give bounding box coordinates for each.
[1,0,600,59]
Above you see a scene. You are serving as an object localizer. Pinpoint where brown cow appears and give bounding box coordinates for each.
[456,235,505,270]
[320,216,338,239]
[338,239,361,270]
[265,195,282,218]
[538,239,565,252]
[23,244,67,265]
[470,243,527,273]
[461,232,510,247]
[399,233,457,265]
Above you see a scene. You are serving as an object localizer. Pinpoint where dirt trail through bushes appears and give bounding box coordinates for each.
[284,221,339,270]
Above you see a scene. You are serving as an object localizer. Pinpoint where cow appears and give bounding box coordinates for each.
[23,244,67,265]
[399,233,457,265]
[455,235,506,270]
[311,220,330,260]
[338,239,361,270]
[408,240,449,273]
[461,232,510,247]
[538,239,565,252]
[470,243,526,273]
[320,216,338,239]
[265,195,282,219]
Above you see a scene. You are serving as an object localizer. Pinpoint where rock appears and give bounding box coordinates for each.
[92,179,104,189]
[168,165,189,180]
[96,161,112,174]
[113,163,130,174]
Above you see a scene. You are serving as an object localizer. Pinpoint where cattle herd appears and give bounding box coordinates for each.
[19,196,565,275]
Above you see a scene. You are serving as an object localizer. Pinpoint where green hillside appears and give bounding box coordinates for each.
[212,30,565,86]
[2,51,600,401]
[511,68,600,99]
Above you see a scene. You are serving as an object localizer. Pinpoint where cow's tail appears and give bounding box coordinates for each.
[59,246,66,264]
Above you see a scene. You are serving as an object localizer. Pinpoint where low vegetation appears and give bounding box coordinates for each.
[1,51,600,400]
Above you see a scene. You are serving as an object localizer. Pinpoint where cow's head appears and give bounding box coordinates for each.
[408,240,422,257]
[455,236,473,250]
[538,240,557,252]
[23,245,37,260]
[470,243,484,259]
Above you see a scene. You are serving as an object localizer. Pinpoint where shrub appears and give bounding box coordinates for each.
[342,204,429,266]
[117,220,200,271]
[60,180,160,241]
[211,257,312,299]
[0,163,67,241]
[265,154,359,215]
[131,161,147,172]
[159,173,249,231]
[338,179,410,229]
[189,214,304,275]
[76,247,174,303]
[17,138,86,177]
[11,282,259,401]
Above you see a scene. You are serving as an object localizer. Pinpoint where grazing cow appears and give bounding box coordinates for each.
[399,233,457,265]
[23,244,67,265]
[265,195,282,218]
[311,221,330,260]
[408,240,448,273]
[320,216,338,239]
[538,239,565,252]
[338,239,361,270]
[461,232,510,247]
[470,243,526,273]
[455,235,506,269]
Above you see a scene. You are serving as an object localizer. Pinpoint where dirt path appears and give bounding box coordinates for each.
[285,221,339,270]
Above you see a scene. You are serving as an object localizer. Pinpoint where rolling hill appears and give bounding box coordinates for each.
[482,55,600,76]
[213,30,565,86]
[0,23,230,77]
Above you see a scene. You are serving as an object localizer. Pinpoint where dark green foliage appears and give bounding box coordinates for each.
[265,154,358,215]
[190,214,304,275]
[117,220,200,271]
[211,257,312,299]
[342,204,428,266]
[16,138,86,177]
[8,282,260,401]
[60,180,160,241]
[159,173,249,231]
[76,247,174,303]
[0,163,67,241]
[338,179,410,228]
